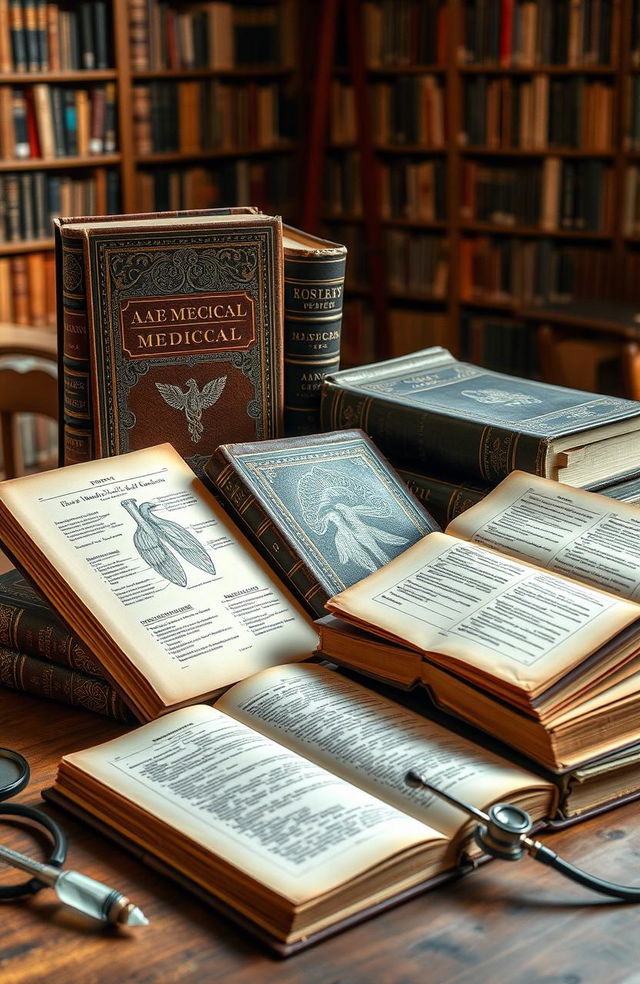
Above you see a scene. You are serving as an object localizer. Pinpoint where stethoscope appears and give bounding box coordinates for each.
[0,747,147,925]
[405,770,640,902]
[0,747,68,900]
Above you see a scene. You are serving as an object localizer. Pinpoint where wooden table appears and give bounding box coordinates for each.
[3,690,640,984]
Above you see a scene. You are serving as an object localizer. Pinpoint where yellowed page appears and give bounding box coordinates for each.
[326,532,639,695]
[0,444,318,707]
[62,705,443,905]
[218,664,556,839]
[447,471,640,602]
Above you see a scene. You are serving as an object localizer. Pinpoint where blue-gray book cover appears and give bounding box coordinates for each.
[205,429,438,617]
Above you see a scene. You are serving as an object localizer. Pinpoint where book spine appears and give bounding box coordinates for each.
[0,583,101,674]
[319,380,546,483]
[0,645,132,721]
[59,226,93,464]
[204,451,329,618]
[396,468,489,528]
[283,248,347,437]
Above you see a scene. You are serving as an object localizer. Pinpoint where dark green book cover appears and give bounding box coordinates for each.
[204,429,439,618]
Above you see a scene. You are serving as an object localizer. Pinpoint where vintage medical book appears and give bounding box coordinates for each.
[0,444,318,721]
[56,207,283,474]
[320,346,640,488]
[47,662,555,952]
[204,429,439,618]
[281,225,347,437]
[323,471,640,773]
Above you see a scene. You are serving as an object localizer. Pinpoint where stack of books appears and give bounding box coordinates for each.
[5,216,640,950]
[319,345,640,527]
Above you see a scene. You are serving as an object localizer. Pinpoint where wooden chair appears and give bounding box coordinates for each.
[0,324,58,479]
[537,324,640,400]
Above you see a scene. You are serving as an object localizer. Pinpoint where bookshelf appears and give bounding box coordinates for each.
[305,0,640,377]
[0,0,301,476]
[0,0,300,333]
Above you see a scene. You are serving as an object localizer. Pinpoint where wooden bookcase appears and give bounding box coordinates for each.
[0,0,301,333]
[304,0,640,377]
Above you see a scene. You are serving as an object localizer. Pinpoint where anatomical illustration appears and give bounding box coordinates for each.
[121,498,216,586]
[296,466,409,574]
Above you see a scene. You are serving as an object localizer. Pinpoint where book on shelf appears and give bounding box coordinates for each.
[45,661,555,953]
[320,345,640,488]
[203,428,438,618]
[281,225,347,436]
[322,471,640,774]
[0,444,318,722]
[55,206,284,473]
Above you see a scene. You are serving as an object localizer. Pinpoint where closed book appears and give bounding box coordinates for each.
[203,429,439,618]
[320,345,640,487]
[282,225,347,436]
[0,568,102,675]
[55,207,284,474]
[0,645,132,721]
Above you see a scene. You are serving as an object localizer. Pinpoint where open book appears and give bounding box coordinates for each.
[0,444,318,720]
[48,663,555,952]
[324,472,640,773]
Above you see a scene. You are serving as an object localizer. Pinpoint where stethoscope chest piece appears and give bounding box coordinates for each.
[474,803,535,861]
[0,748,30,802]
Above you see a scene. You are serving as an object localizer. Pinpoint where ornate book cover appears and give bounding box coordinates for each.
[0,569,101,674]
[320,346,640,486]
[204,429,439,618]
[0,645,132,721]
[57,209,283,474]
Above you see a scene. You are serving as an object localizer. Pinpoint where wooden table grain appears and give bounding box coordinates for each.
[2,690,640,984]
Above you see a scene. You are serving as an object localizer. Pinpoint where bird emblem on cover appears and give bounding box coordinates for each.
[155,376,227,443]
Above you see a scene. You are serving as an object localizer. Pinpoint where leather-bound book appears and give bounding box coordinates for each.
[281,225,347,437]
[320,345,640,488]
[204,428,439,618]
[55,206,283,474]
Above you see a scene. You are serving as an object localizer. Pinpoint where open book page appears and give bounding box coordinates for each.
[61,704,443,904]
[446,471,640,602]
[325,532,640,696]
[0,444,318,708]
[217,664,556,839]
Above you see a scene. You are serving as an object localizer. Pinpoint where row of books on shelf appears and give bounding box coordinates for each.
[461,158,612,231]
[331,76,446,148]
[0,250,55,324]
[325,155,446,222]
[460,0,617,67]
[459,237,616,304]
[360,0,448,67]
[0,169,119,243]
[1,0,110,73]
[462,76,614,152]
[132,80,295,156]
[461,311,539,376]
[136,159,294,215]
[128,0,294,72]
[4,83,117,161]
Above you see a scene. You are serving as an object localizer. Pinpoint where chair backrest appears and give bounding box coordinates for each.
[0,325,58,479]
[537,324,640,401]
